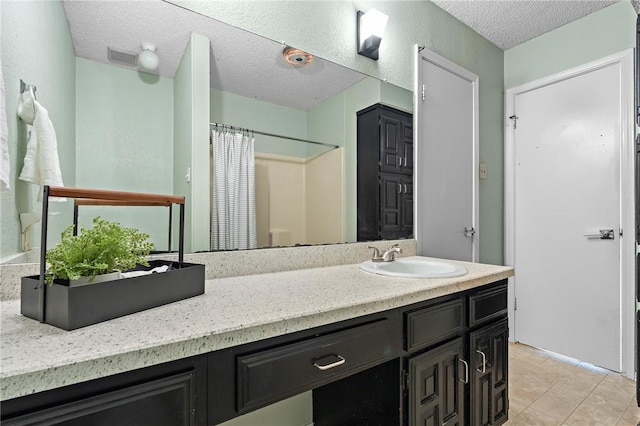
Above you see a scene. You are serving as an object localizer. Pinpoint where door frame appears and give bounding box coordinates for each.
[413,45,479,261]
[504,49,635,378]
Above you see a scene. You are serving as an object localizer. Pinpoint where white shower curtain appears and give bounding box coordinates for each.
[210,128,257,250]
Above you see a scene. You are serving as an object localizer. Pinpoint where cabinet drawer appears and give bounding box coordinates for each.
[237,319,397,413]
[406,298,464,352]
[469,283,508,328]
[4,370,197,426]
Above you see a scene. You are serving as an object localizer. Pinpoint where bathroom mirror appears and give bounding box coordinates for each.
[1,0,412,262]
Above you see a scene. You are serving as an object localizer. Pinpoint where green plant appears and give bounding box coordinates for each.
[45,217,154,285]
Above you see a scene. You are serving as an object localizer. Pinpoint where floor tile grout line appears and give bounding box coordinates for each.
[559,372,608,424]
[508,343,637,414]
[507,343,627,424]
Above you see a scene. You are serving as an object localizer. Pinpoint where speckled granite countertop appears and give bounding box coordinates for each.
[0,258,513,401]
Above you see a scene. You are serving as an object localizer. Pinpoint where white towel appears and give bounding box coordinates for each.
[0,61,10,191]
[19,100,65,201]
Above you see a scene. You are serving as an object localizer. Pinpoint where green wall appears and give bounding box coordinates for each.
[505,1,637,89]
[212,77,413,243]
[307,77,413,242]
[211,89,309,158]
[75,58,174,249]
[0,0,76,260]
[171,0,506,264]
[173,33,211,252]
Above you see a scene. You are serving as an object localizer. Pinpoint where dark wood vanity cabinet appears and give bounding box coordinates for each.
[1,280,508,426]
[404,281,509,426]
[357,104,413,241]
[209,311,403,425]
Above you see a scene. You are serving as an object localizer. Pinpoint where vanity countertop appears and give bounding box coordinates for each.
[0,258,513,401]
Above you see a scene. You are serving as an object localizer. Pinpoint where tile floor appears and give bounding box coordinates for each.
[506,342,639,425]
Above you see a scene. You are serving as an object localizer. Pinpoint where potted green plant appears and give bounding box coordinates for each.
[45,217,154,286]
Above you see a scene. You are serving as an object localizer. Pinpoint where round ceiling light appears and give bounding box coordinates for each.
[283,47,313,66]
[139,42,159,71]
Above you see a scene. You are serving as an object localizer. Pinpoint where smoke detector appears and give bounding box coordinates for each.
[283,47,313,66]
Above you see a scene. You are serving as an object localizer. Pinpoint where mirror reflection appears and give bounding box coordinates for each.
[1,0,412,263]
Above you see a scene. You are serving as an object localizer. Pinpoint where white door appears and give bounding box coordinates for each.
[414,47,478,262]
[507,53,634,372]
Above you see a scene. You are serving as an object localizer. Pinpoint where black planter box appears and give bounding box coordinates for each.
[21,260,204,330]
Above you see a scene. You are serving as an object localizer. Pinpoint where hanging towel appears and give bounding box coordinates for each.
[0,61,10,191]
[19,100,65,201]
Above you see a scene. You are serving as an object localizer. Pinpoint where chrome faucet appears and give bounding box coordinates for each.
[368,244,402,262]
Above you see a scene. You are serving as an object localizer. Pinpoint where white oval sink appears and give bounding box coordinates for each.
[359,256,468,279]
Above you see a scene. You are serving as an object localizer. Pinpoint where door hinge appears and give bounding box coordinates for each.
[402,370,409,390]
[508,115,518,129]
[514,296,517,311]
[636,299,640,313]
[421,84,426,101]
[636,241,640,256]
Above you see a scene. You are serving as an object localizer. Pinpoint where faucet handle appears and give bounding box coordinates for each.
[388,243,401,252]
[380,244,402,262]
[368,246,382,260]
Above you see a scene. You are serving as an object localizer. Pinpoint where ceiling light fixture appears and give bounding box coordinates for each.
[139,42,159,71]
[283,47,314,66]
[357,9,388,60]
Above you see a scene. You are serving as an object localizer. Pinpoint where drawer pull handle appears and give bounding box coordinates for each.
[459,358,469,384]
[476,349,487,374]
[313,355,346,371]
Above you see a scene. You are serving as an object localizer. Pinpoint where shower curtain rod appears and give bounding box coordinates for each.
[210,122,339,150]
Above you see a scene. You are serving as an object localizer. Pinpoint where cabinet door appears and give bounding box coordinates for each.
[470,319,509,426]
[380,173,403,237]
[408,337,466,426]
[400,176,413,237]
[380,113,413,176]
[380,115,405,174]
[380,174,413,239]
[401,119,414,174]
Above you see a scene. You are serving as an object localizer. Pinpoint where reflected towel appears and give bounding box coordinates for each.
[0,61,9,191]
[19,100,65,201]
[121,265,170,279]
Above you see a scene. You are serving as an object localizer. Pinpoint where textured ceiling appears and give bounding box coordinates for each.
[432,0,621,50]
[62,0,366,111]
[62,0,634,110]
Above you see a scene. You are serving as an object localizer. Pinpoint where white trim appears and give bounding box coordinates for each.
[504,49,635,378]
[414,47,480,262]
[413,45,420,255]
